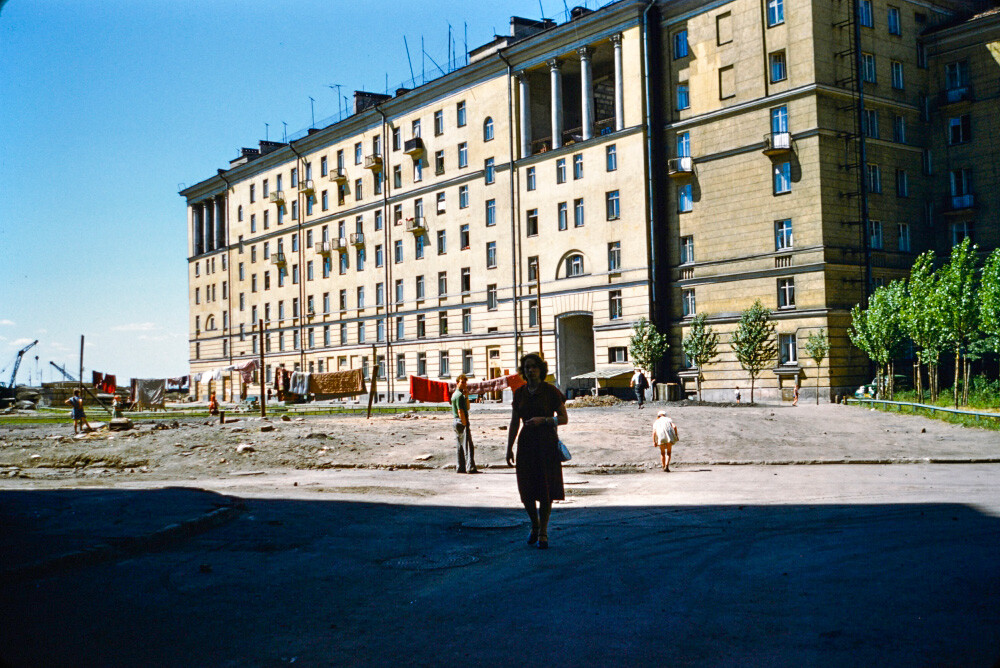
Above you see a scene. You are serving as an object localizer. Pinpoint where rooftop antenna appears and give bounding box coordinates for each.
[562,0,570,21]
[464,22,468,66]
[448,23,452,72]
[265,122,269,141]
[328,84,344,118]
[539,0,546,19]
[403,36,415,86]
[421,35,426,84]
[282,121,287,142]
[309,96,315,128]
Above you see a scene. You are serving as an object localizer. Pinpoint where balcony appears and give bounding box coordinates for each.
[329,167,347,183]
[364,155,383,171]
[270,252,286,265]
[667,156,694,178]
[940,85,974,106]
[406,217,427,233]
[403,137,424,157]
[269,191,285,205]
[945,193,976,213]
[299,179,315,196]
[350,232,365,246]
[762,132,792,155]
[333,237,349,252]
[314,240,332,255]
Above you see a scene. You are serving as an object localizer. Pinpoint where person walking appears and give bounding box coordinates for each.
[65,389,92,434]
[451,374,478,474]
[631,368,650,409]
[652,410,679,472]
[735,386,741,404]
[792,382,800,407]
[506,353,568,549]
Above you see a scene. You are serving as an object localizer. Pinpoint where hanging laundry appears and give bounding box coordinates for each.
[131,378,166,409]
[233,359,259,384]
[309,368,366,397]
[288,371,310,396]
[464,374,525,395]
[408,376,452,403]
[100,374,117,394]
[92,371,104,388]
[167,376,189,391]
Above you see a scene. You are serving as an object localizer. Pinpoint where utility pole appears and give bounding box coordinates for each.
[78,335,84,397]
[259,318,266,418]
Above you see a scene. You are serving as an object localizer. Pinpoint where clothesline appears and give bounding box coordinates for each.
[409,374,525,403]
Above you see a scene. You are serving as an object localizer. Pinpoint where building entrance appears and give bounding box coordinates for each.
[556,313,594,394]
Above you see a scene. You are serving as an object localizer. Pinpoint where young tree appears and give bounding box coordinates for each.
[803,329,829,405]
[681,313,720,402]
[849,281,907,399]
[902,252,946,402]
[730,300,776,404]
[979,248,1000,379]
[938,237,980,407]
[628,317,670,383]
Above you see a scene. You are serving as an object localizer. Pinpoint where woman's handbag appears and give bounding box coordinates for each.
[557,439,572,462]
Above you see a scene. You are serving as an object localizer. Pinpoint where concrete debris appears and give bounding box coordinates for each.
[305,432,328,439]
[414,454,433,461]
[281,415,292,422]
[260,425,275,432]
[109,418,133,431]
[236,444,255,454]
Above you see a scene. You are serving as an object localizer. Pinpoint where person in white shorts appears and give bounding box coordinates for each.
[652,410,679,472]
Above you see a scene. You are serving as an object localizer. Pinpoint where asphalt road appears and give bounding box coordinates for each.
[2,464,998,667]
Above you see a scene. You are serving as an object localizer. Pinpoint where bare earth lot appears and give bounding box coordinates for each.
[2,402,997,481]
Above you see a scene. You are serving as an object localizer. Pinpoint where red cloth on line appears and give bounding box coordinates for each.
[92,371,103,388]
[101,374,117,394]
[409,376,452,403]
[466,374,525,395]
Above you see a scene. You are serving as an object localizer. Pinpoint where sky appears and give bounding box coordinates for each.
[0,0,609,385]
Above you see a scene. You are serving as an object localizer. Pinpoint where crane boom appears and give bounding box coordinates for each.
[5,340,38,388]
[49,361,78,382]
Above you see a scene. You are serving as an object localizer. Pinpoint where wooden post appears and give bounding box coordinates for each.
[366,343,377,419]
[258,318,266,418]
[79,335,85,397]
[536,272,543,359]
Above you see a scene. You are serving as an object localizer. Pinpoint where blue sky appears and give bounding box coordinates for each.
[1,0,604,384]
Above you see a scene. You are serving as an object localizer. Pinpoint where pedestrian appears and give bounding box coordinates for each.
[631,368,650,409]
[65,389,92,434]
[792,382,800,407]
[208,392,219,416]
[735,386,741,404]
[451,374,478,474]
[506,353,568,550]
[652,410,679,472]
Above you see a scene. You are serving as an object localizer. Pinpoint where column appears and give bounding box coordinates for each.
[579,47,595,141]
[203,201,214,253]
[549,58,563,150]
[611,33,624,132]
[216,196,226,248]
[192,205,203,255]
[517,71,532,158]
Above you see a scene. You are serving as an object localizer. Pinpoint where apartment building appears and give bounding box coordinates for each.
[181,0,998,403]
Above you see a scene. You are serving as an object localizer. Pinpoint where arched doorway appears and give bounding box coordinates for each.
[556,312,594,395]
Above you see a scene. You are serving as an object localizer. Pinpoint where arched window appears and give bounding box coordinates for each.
[237,205,243,221]
[205,315,216,331]
[565,254,584,277]
[483,117,494,142]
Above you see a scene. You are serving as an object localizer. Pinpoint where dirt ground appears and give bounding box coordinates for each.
[2,400,997,482]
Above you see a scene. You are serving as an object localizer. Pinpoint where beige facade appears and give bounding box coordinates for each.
[182,0,998,403]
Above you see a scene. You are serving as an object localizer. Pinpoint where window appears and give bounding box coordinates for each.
[888,6,901,34]
[864,108,878,138]
[891,61,904,89]
[556,158,566,184]
[320,156,328,177]
[461,268,471,294]
[775,219,793,250]
[573,154,584,180]
[397,354,407,379]
[437,230,447,255]
[412,119,421,138]
[778,278,795,308]
[574,199,585,227]
[861,53,876,83]
[376,282,385,306]
[457,100,466,127]
[462,308,472,334]
[439,310,449,335]
[375,244,384,267]
[396,317,405,341]
[526,166,536,190]
[779,333,797,364]
[393,165,402,189]
[608,241,621,272]
[898,223,910,252]
[340,323,348,345]
[417,352,427,376]
[859,0,873,27]
[462,349,473,375]
[356,286,365,310]
[606,191,620,220]
[767,0,784,26]
[893,114,906,143]
[528,300,539,327]
[609,346,628,363]
[681,235,695,263]
[870,220,884,250]
[676,132,690,158]
[895,169,909,197]
[948,115,971,144]
[945,60,969,90]
[458,142,468,168]
[460,224,470,249]
[950,167,972,200]
[458,185,469,210]
[435,150,445,175]
[486,242,497,269]
[237,205,243,222]
[951,221,974,245]
[866,164,882,193]
[483,117,494,141]
[679,184,693,212]
[438,271,447,295]
[677,83,690,110]
[439,351,451,377]
[609,290,623,320]
[353,178,362,202]
[263,210,269,229]
[566,254,584,277]
[606,144,617,171]
[395,279,404,304]
[769,51,787,83]
[307,261,314,281]
[414,161,423,182]
[354,142,362,165]
[434,109,444,136]
[484,158,495,184]
[558,202,568,231]
[392,127,401,151]
[377,319,385,342]
[774,162,791,194]
[249,184,256,203]
[291,200,299,220]
[527,209,539,236]
[487,284,498,310]
[436,192,446,215]
[290,168,298,188]
[682,289,695,317]
[527,256,538,282]
[373,172,382,196]
[394,239,403,263]
[673,29,688,58]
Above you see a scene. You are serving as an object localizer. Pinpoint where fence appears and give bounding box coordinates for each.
[847,398,1000,424]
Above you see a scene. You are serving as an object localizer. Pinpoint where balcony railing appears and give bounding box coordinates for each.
[333,237,349,252]
[667,156,694,177]
[269,191,285,205]
[314,240,332,255]
[403,137,424,156]
[364,155,383,171]
[941,85,974,105]
[948,193,976,211]
[270,252,286,265]
[406,217,427,233]
[329,167,347,183]
[350,232,365,246]
[299,179,315,195]
[763,131,792,155]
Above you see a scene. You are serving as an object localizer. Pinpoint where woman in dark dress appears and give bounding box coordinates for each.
[505,353,568,549]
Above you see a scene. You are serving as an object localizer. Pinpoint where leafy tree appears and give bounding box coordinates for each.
[979,248,1000,379]
[902,252,947,402]
[849,281,907,399]
[730,300,776,404]
[681,313,720,402]
[938,237,980,407]
[628,317,670,381]
[803,329,829,405]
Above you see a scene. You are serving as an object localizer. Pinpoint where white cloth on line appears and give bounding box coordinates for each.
[289,371,310,395]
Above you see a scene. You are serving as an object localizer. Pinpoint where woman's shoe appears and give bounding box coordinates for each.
[537,535,548,549]
[527,529,538,545]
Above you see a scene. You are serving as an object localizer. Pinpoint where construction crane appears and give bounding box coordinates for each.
[0,339,39,407]
[49,361,78,382]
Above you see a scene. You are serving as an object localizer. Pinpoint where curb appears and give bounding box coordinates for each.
[2,497,246,583]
